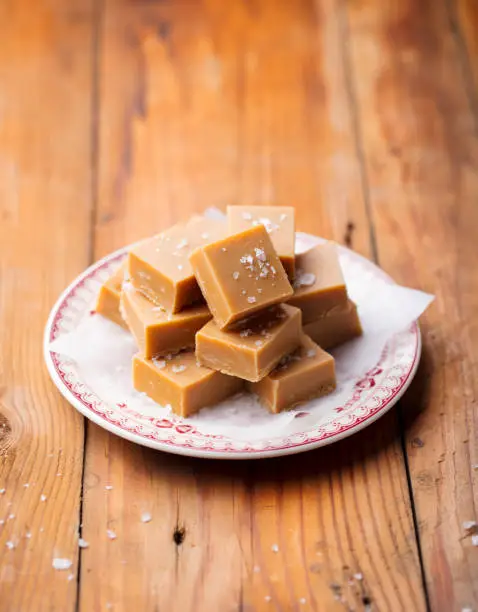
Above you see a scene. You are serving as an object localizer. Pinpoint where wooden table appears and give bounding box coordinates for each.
[1,1,477,610]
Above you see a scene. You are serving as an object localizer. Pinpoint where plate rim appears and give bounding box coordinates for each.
[43,240,422,460]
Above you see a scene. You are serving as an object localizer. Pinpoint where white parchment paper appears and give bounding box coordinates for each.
[50,212,434,442]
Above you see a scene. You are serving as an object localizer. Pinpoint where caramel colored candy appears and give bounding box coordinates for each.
[121,283,212,359]
[248,335,336,413]
[196,304,301,382]
[227,205,296,279]
[190,224,294,329]
[303,299,362,349]
[133,350,243,417]
[287,242,348,324]
[95,262,128,329]
[128,217,226,313]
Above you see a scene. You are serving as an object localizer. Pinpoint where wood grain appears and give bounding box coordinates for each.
[0,1,94,610]
[79,1,426,610]
[454,0,478,98]
[346,0,478,609]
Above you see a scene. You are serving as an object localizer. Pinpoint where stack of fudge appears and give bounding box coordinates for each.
[95,207,362,417]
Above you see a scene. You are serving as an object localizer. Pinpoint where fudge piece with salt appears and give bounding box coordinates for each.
[121,283,212,359]
[287,242,348,324]
[248,335,336,413]
[189,224,293,329]
[133,350,243,417]
[227,205,295,279]
[128,217,226,313]
[196,304,301,382]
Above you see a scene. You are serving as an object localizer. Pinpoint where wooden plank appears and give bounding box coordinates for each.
[80,0,426,610]
[345,0,478,610]
[454,0,478,95]
[0,2,94,610]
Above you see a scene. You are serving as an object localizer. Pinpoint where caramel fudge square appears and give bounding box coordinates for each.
[196,304,301,382]
[227,205,296,279]
[287,242,348,324]
[121,283,212,359]
[303,299,362,350]
[128,217,226,313]
[95,262,128,330]
[189,224,294,329]
[133,350,243,418]
[248,335,336,413]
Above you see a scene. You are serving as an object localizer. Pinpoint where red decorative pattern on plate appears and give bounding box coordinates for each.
[44,239,421,459]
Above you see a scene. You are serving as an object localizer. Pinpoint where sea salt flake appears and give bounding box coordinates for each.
[280,213,287,222]
[153,358,166,370]
[141,512,152,523]
[255,340,263,347]
[5,541,15,550]
[354,572,363,581]
[176,238,188,250]
[201,232,209,239]
[240,329,252,338]
[177,264,183,270]
[40,495,47,502]
[78,538,89,549]
[172,365,187,374]
[257,217,279,233]
[221,247,227,252]
[0,489,5,494]
[253,565,261,573]
[242,212,252,220]
[232,271,240,280]
[257,288,263,293]
[52,558,72,570]
[241,289,247,295]
[23,483,29,488]
[271,544,279,553]
[8,514,15,520]
[0,520,4,525]
[306,349,317,358]
[247,296,257,304]
[294,272,316,288]
[107,529,117,540]
[265,595,272,602]
[240,254,254,267]
[254,247,266,262]
[463,520,477,534]
[68,573,75,582]
[472,534,478,546]
[299,598,306,605]
[105,485,113,491]
[25,532,32,539]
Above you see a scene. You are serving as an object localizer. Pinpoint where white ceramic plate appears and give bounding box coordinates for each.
[44,237,421,460]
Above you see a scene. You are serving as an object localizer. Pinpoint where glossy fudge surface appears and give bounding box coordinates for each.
[196,304,301,382]
[128,217,226,313]
[133,350,243,418]
[95,262,128,329]
[287,242,348,323]
[121,283,212,359]
[189,224,293,329]
[248,335,336,413]
[303,299,362,350]
[227,206,296,279]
